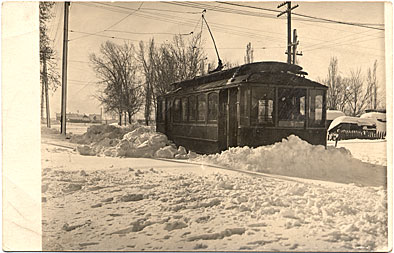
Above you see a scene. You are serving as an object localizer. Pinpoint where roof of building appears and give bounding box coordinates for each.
[328,116,375,132]
[360,112,386,121]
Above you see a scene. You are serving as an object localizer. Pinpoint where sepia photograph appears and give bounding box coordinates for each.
[2,1,392,252]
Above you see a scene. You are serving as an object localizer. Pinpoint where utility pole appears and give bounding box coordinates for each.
[43,54,51,128]
[41,82,45,122]
[291,29,303,64]
[60,2,70,135]
[277,1,298,64]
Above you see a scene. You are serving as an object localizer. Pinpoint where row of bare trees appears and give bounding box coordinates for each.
[90,34,206,125]
[90,39,274,125]
[322,57,380,116]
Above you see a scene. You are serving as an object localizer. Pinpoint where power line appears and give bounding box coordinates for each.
[76,2,131,14]
[169,1,334,24]
[303,35,385,53]
[68,60,90,64]
[69,30,141,42]
[296,19,383,38]
[106,2,143,30]
[92,2,284,39]
[70,80,97,97]
[105,29,193,36]
[75,2,287,43]
[292,12,384,31]
[165,1,280,20]
[69,2,143,42]
[68,79,92,83]
[164,1,385,42]
[52,4,63,45]
[95,2,200,15]
[217,2,384,31]
[192,16,202,34]
[301,29,380,51]
[216,1,280,14]
[48,3,61,41]
[128,7,286,42]
[69,2,384,56]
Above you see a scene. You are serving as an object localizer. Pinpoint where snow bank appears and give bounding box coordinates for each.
[70,123,143,145]
[195,135,386,186]
[74,124,196,159]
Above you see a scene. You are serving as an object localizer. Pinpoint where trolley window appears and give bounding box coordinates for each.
[166,99,172,122]
[197,94,206,122]
[207,92,218,122]
[157,99,162,122]
[173,98,181,122]
[240,87,250,125]
[189,96,197,121]
[278,88,306,127]
[181,97,188,122]
[161,99,166,122]
[251,87,275,126]
[309,89,325,127]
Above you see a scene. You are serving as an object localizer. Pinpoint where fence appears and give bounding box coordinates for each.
[331,130,386,140]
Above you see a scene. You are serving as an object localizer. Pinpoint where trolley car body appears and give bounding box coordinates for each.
[156,61,327,154]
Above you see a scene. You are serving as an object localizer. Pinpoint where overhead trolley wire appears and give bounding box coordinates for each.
[301,29,381,50]
[74,2,287,43]
[69,2,144,42]
[216,2,384,31]
[303,35,385,53]
[105,29,193,36]
[92,2,286,41]
[164,1,335,24]
[71,1,384,54]
[69,30,141,42]
[163,1,385,44]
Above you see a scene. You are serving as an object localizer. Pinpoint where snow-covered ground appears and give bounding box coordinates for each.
[41,126,389,251]
[51,122,101,135]
[328,139,387,166]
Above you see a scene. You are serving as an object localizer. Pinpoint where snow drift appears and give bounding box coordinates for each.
[74,124,196,159]
[70,123,144,145]
[194,135,386,187]
[328,116,375,132]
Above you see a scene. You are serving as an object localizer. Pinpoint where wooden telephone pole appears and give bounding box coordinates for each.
[60,2,70,135]
[277,2,298,64]
[291,29,303,64]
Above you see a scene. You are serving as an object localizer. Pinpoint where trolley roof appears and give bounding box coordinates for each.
[165,61,327,96]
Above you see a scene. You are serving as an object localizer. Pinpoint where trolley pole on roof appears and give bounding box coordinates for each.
[60,2,70,135]
[202,10,223,73]
[277,2,298,64]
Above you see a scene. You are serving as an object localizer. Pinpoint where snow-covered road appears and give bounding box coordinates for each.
[41,135,388,251]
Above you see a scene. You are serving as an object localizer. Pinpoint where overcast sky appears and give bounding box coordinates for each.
[46,1,387,118]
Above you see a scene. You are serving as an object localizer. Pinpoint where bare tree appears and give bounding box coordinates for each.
[138,39,158,125]
[138,34,206,124]
[346,69,370,116]
[90,41,143,125]
[244,42,254,64]
[40,2,60,122]
[223,59,239,69]
[366,60,378,110]
[324,57,348,111]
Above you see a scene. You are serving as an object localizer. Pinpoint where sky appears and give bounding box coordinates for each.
[45,1,388,118]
